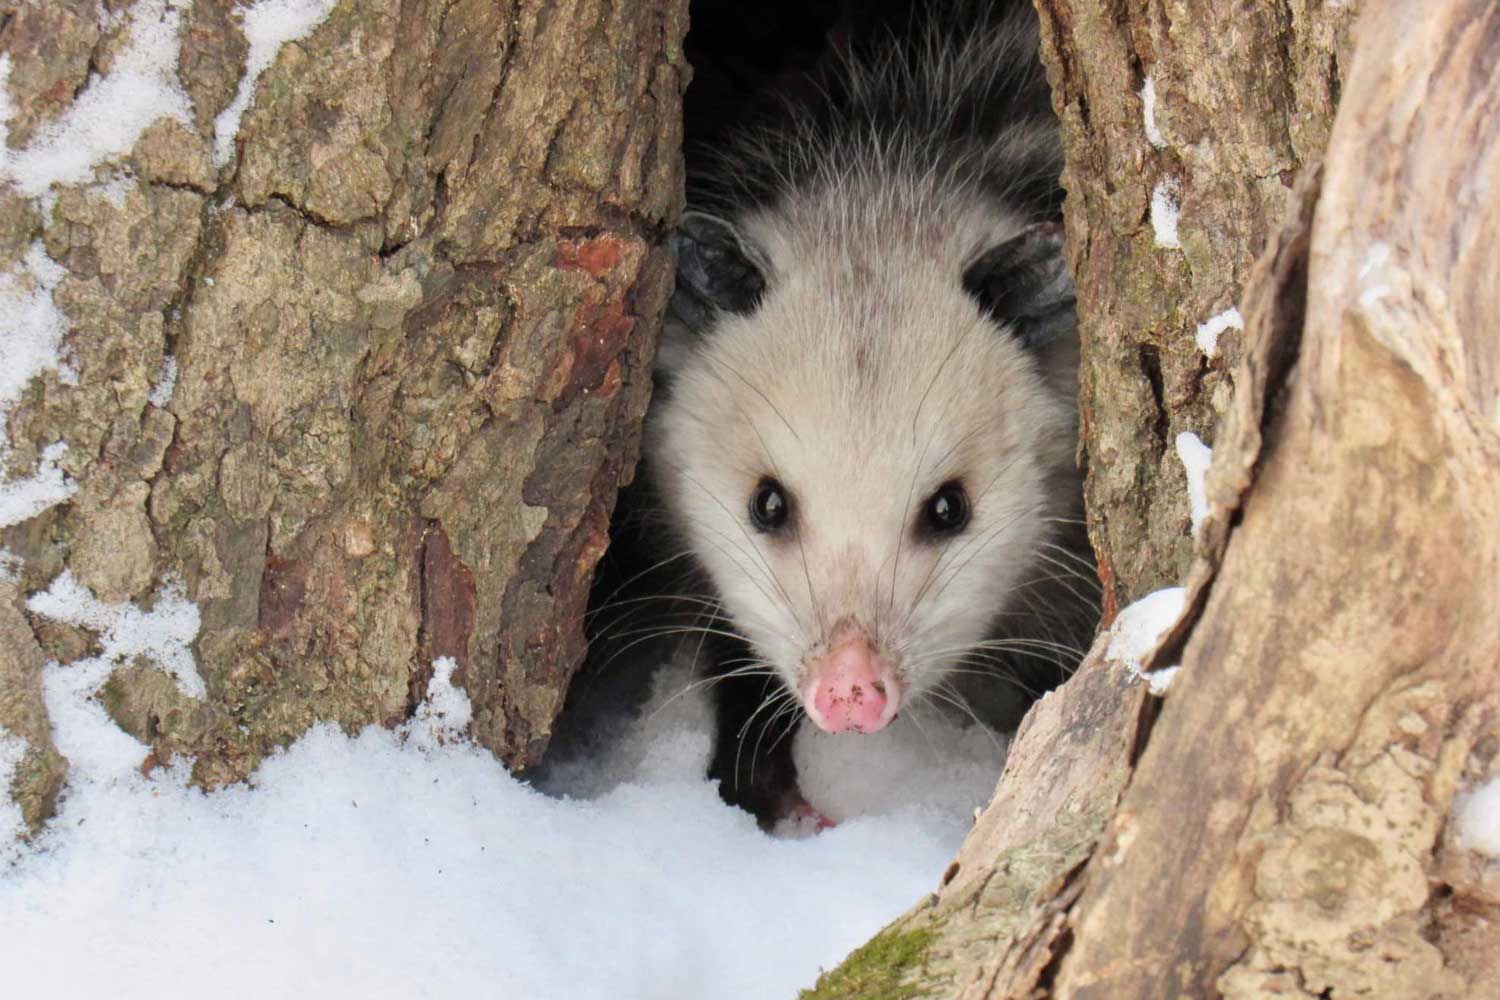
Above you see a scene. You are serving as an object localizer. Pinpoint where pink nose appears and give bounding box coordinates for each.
[802,636,901,734]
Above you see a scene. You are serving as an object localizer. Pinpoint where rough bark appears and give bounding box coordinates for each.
[0,0,686,830]
[804,1,1500,996]
[1035,0,1359,614]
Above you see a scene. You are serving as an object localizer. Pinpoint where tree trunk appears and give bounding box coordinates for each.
[0,0,686,830]
[1038,0,1359,615]
[803,1,1500,996]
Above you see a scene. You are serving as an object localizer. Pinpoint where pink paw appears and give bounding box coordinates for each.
[773,799,837,838]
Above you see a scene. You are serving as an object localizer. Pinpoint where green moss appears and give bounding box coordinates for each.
[798,927,935,1000]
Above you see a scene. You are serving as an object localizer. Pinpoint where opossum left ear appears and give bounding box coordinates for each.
[672,212,769,319]
[962,223,1075,349]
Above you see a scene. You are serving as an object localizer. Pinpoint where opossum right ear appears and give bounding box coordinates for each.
[671,212,769,319]
[962,223,1075,350]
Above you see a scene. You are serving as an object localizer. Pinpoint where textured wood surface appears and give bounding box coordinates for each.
[0,0,687,827]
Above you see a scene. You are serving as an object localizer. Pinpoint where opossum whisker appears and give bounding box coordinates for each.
[1024,552,1101,610]
[1034,538,1102,579]
[915,682,1006,757]
[584,549,701,620]
[584,593,724,627]
[900,449,1030,620]
[587,624,749,675]
[737,685,801,793]
[701,351,803,445]
[930,664,1046,700]
[670,463,809,634]
[646,663,779,725]
[907,496,1038,627]
[965,634,1074,679]
[761,696,806,759]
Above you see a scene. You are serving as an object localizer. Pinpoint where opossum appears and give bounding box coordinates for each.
[611,1,1096,827]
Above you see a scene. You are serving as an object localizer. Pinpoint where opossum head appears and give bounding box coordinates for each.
[650,192,1079,734]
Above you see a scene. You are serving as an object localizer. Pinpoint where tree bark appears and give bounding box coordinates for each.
[803,1,1500,996]
[0,0,686,830]
[1036,0,1359,614]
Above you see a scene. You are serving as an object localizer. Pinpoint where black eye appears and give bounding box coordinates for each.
[749,478,790,533]
[923,481,970,535]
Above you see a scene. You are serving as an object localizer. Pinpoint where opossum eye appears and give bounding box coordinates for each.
[749,478,790,533]
[922,481,970,535]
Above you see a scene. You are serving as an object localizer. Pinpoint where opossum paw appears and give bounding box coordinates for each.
[772,798,836,839]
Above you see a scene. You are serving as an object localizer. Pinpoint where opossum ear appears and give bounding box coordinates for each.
[962,223,1075,350]
[672,212,768,318]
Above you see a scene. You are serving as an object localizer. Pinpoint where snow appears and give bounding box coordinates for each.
[1453,778,1500,858]
[2,647,992,998]
[795,708,1006,825]
[148,354,178,407]
[0,4,1009,989]
[1175,431,1213,537]
[213,0,342,167]
[1141,76,1166,149]
[0,727,28,846]
[0,244,70,410]
[0,1,193,197]
[1141,664,1179,695]
[1359,242,1396,308]
[0,442,75,530]
[1151,178,1182,250]
[1108,587,1187,695]
[1195,306,1242,358]
[26,570,205,699]
[405,655,472,751]
[0,242,78,531]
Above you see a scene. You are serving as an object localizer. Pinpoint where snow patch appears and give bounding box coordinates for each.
[1453,778,1500,858]
[97,170,139,209]
[1175,431,1213,537]
[1195,306,1242,358]
[1108,587,1187,695]
[213,0,342,167]
[1359,242,1396,308]
[0,727,29,849]
[536,656,715,797]
[403,656,473,751]
[794,710,1006,825]
[26,570,204,699]
[43,656,150,782]
[0,442,76,530]
[1141,76,1166,149]
[0,652,972,998]
[1151,178,1182,250]
[0,243,70,409]
[1142,664,1179,695]
[148,354,178,407]
[0,2,193,197]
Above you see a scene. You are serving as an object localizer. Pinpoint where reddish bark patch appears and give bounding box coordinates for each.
[556,291,635,409]
[555,234,629,279]
[420,522,476,669]
[1096,555,1119,627]
[258,556,309,635]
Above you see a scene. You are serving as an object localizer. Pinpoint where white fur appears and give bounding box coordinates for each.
[649,180,1078,701]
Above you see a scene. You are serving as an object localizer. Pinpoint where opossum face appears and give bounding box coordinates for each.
[652,205,1078,733]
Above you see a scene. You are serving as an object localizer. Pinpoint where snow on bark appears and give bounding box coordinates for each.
[0,1,192,196]
[0,0,687,821]
[211,0,341,166]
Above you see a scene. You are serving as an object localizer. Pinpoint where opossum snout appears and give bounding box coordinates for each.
[800,633,902,734]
